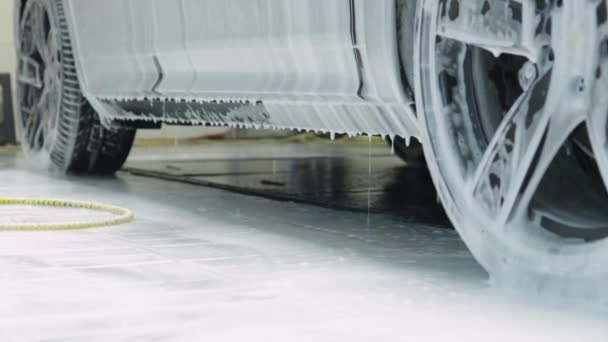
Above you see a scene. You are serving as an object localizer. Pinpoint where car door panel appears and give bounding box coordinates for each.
[62,0,418,137]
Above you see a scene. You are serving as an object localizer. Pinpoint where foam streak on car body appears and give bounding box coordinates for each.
[60,0,419,139]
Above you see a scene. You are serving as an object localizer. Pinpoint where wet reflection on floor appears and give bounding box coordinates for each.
[125,143,450,227]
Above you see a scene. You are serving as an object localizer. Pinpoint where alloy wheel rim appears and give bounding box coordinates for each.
[418,0,608,245]
[17,0,62,152]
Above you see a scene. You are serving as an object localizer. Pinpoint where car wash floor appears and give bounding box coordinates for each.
[0,139,606,341]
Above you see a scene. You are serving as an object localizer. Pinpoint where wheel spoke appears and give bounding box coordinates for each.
[470,1,599,225]
[587,97,608,189]
[17,55,43,88]
[436,0,548,61]
[23,104,41,146]
[20,56,55,118]
[469,70,538,220]
[587,23,608,191]
[471,72,587,224]
[19,15,36,56]
[32,3,52,65]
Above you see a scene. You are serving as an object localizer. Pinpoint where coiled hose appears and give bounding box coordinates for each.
[0,198,134,231]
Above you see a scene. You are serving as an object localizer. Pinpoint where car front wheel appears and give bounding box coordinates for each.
[415,0,608,297]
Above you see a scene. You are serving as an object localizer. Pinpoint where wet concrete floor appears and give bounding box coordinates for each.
[0,143,604,341]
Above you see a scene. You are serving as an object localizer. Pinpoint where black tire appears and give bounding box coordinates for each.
[68,104,136,174]
[397,0,417,90]
[16,0,135,175]
[387,136,425,165]
[393,0,424,166]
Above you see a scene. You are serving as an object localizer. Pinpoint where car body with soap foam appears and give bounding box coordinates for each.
[15,0,608,298]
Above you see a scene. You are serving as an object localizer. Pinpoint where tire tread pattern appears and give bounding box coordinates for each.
[49,0,135,174]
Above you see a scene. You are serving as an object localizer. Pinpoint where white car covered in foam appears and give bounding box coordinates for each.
[14,0,608,298]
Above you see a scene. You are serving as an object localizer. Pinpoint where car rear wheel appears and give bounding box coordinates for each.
[415,0,608,298]
[387,136,425,165]
[16,0,135,174]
